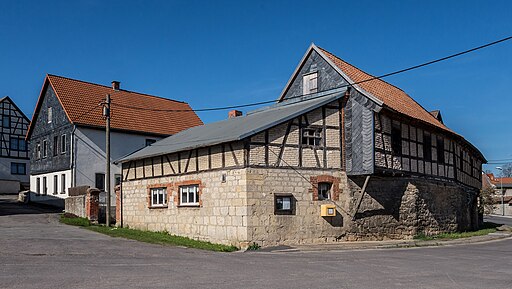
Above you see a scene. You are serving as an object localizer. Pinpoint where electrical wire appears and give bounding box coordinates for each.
[110,36,511,113]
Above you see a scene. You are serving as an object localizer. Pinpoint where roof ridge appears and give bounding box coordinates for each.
[46,74,187,104]
[316,46,448,130]
[316,46,409,95]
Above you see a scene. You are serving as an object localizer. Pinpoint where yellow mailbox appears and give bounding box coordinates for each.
[320,204,336,217]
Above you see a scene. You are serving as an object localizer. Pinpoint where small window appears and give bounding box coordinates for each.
[115,174,122,186]
[145,139,156,146]
[423,133,432,162]
[437,137,445,164]
[43,177,47,195]
[2,115,10,128]
[61,174,66,194]
[150,187,167,207]
[10,138,19,151]
[19,139,27,151]
[36,142,41,159]
[48,107,52,123]
[302,72,318,95]
[10,163,26,175]
[275,194,294,215]
[53,136,59,156]
[391,124,402,156]
[42,140,48,158]
[95,173,105,191]
[53,175,58,195]
[301,127,322,146]
[318,182,332,200]
[61,134,66,153]
[36,178,41,194]
[179,184,199,206]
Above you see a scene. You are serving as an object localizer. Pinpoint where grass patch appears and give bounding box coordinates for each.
[60,214,238,252]
[414,222,499,241]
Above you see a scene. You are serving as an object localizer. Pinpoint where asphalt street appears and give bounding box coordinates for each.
[1,194,511,289]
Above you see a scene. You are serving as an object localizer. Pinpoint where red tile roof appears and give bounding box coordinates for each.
[317,47,453,133]
[27,74,202,138]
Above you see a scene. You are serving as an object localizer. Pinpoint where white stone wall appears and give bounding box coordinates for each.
[29,169,71,198]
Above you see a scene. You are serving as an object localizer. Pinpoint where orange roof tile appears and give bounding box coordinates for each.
[317,47,453,133]
[27,74,202,138]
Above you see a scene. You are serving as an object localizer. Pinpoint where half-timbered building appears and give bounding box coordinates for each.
[117,44,485,247]
[26,75,202,206]
[0,96,30,193]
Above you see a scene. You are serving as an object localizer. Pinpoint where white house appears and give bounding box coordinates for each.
[26,74,202,205]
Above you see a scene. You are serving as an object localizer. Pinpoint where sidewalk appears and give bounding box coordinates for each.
[259,232,512,253]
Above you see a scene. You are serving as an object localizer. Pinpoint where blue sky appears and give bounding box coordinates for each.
[1,0,511,173]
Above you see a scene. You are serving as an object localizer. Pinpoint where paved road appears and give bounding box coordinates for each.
[1,194,512,289]
[485,215,512,227]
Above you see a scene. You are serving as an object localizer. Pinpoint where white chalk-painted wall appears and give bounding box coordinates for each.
[29,169,71,200]
[29,126,163,202]
[74,127,162,204]
[0,157,30,193]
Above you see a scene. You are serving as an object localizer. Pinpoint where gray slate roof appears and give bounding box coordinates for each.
[117,88,347,163]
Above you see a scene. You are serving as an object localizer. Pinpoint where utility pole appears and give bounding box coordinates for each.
[104,94,111,226]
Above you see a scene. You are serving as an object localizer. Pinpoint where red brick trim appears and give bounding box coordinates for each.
[310,175,340,201]
[147,183,172,209]
[173,180,204,207]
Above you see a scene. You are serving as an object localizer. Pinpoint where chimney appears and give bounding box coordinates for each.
[228,110,242,118]
[111,81,120,91]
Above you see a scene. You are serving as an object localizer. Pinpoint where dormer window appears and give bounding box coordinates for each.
[302,72,318,95]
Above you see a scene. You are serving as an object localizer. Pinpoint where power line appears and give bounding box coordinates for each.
[111,36,511,113]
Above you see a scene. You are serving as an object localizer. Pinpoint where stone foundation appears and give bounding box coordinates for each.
[121,168,480,247]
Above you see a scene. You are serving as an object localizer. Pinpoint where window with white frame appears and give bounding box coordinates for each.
[150,187,167,207]
[36,142,41,159]
[179,184,199,206]
[42,140,48,158]
[301,127,322,146]
[302,72,318,95]
[48,107,52,123]
[61,134,66,153]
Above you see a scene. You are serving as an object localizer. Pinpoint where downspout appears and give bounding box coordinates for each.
[71,125,76,187]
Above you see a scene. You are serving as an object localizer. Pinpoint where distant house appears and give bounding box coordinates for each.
[0,96,30,193]
[117,44,485,248]
[26,75,202,205]
[485,173,512,215]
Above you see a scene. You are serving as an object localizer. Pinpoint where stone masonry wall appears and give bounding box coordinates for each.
[121,169,249,247]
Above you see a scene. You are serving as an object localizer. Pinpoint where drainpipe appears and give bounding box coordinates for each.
[71,125,77,187]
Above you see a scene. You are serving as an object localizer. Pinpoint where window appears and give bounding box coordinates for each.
[301,127,322,146]
[145,139,156,146]
[47,107,52,123]
[61,174,66,194]
[36,178,41,194]
[150,187,167,207]
[10,163,26,175]
[43,177,47,195]
[42,140,48,158]
[179,184,199,206]
[95,173,105,191]
[61,134,66,153]
[53,175,58,195]
[36,142,41,159]
[459,149,464,170]
[9,138,26,151]
[318,182,332,200]
[423,133,432,161]
[302,72,318,95]
[2,115,10,128]
[115,174,122,186]
[275,194,294,215]
[53,136,59,156]
[391,124,402,156]
[437,137,445,164]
